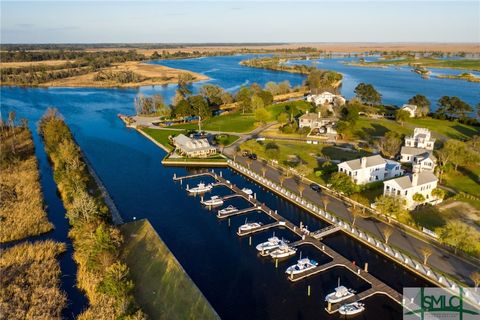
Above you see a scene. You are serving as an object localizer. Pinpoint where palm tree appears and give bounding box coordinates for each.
[421,247,433,265]
[382,226,394,244]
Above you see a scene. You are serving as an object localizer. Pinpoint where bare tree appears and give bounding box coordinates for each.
[321,195,330,212]
[297,184,305,197]
[261,164,267,177]
[421,247,433,265]
[471,272,480,292]
[382,226,394,244]
[246,158,252,169]
[279,175,286,187]
[350,206,363,226]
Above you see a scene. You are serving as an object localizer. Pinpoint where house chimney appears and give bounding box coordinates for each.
[361,157,367,168]
[412,173,419,186]
[318,112,321,118]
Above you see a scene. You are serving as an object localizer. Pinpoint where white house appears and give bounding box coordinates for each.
[383,171,440,209]
[400,104,417,118]
[172,134,217,158]
[338,155,403,185]
[404,128,435,150]
[306,92,346,107]
[298,111,337,134]
[400,147,437,172]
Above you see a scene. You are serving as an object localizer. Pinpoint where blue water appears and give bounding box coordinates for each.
[1,54,463,319]
[285,56,479,107]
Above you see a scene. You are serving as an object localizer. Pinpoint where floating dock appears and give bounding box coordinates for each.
[173,170,403,314]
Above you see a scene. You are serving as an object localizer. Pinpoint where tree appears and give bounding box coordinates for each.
[354,83,381,105]
[431,188,446,200]
[279,175,286,187]
[297,184,305,197]
[261,164,267,177]
[335,120,350,139]
[236,86,252,114]
[246,158,253,169]
[321,195,330,212]
[420,247,433,265]
[152,94,169,117]
[277,112,289,125]
[408,94,430,117]
[350,206,363,226]
[395,109,410,126]
[265,81,280,95]
[257,90,273,106]
[376,131,402,158]
[439,221,470,254]
[265,142,279,162]
[412,193,426,204]
[374,195,407,219]
[436,96,472,119]
[382,226,394,244]
[471,272,480,291]
[200,84,225,106]
[172,89,186,107]
[329,172,358,195]
[187,95,210,119]
[254,108,269,124]
[173,99,191,118]
[437,139,466,172]
[251,94,265,111]
[278,80,291,94]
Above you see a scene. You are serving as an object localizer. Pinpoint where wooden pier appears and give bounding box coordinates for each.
[173,171,403,314]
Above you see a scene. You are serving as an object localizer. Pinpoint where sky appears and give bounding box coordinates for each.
[1,1,479,43]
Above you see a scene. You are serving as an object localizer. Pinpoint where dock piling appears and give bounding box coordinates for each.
[364,262,369,272]
[249,236,252,246]
[308,285,311,296]
[275,259,278,268]
[228,218,231,227]
[186,183,189,190]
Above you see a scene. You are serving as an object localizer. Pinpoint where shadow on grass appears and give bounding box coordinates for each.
[451,124,480,140]
[410,205,447,230]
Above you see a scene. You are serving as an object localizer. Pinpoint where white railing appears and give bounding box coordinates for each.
[226,160,480,306]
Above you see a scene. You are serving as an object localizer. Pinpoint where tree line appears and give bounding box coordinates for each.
[39,109,145,319]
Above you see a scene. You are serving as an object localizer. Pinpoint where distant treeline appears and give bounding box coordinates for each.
[0,49,145,62]
[39,109,146,320]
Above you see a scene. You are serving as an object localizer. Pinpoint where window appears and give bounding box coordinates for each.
[405,190,408,195]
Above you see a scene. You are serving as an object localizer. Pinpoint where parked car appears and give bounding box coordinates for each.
[249,153,257,160]
[309,183,321,192]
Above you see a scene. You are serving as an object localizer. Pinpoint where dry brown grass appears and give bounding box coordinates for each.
[0,60,71,69]
[11,61,207,88]
[0,127,53,243]
[0,240,67,320]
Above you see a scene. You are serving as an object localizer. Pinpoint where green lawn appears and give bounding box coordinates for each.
[442,165,480,196]
[367,58,480,71]
[214,134,240,146]
[121,220,219,320]
[351,117,480,141]
[140,128,183,151]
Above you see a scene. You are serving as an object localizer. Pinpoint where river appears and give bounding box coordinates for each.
[2,53,473,319]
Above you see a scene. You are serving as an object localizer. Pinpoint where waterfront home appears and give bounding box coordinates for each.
[400,146,437,172]
[400,104,417,118]
[172,134,217,158]
[338,155,403,185]
[383,171,439,209]
[298,111,337,134]
[306,92,346,107]
[404,128,435,150]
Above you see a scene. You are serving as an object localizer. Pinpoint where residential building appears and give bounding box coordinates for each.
[400,147,437,172]
[400,104,417,118]
[338,155,403,185]
[404,128,435,150]
[172,134,217,158]
[306,91,346,107]
[298,111,337,134]
[383,171,440,209]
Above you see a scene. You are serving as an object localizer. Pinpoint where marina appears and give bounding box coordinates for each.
[174,170,404,314]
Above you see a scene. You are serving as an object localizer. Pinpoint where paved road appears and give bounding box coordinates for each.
[228,154,479,286]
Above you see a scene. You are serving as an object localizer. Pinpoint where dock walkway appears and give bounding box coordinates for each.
[174,170,403,314]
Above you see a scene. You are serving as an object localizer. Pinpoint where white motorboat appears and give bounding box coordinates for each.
[285,258,318,275]
[339,302,365,316]
[269,243,297,259]
[255,236,282,252]
[201,195,224,206]
[188,182,212,194]
[325,278,356,304]
[241,188,253,195]
[218,205,238,216]
[238,221,262,233]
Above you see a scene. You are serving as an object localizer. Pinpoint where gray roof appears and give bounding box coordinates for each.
[401,147,436,161]
[385,171,437,189]
[340,155,386,170]
[173,134,215,153]
[299,113,319,121]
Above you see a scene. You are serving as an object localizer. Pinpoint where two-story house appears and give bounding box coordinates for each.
[306,92,346,107]
[338,155,403,185]
[383,171,440,209]
[400,128,437,172]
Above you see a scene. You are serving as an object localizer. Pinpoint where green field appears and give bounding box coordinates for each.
[121,220,219,320]
[170,100,313,133]
[214,134,240,146]
[442,165,480,196]
[366,58,480,71]
[140,128,184,151]
[352,117,480,141]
